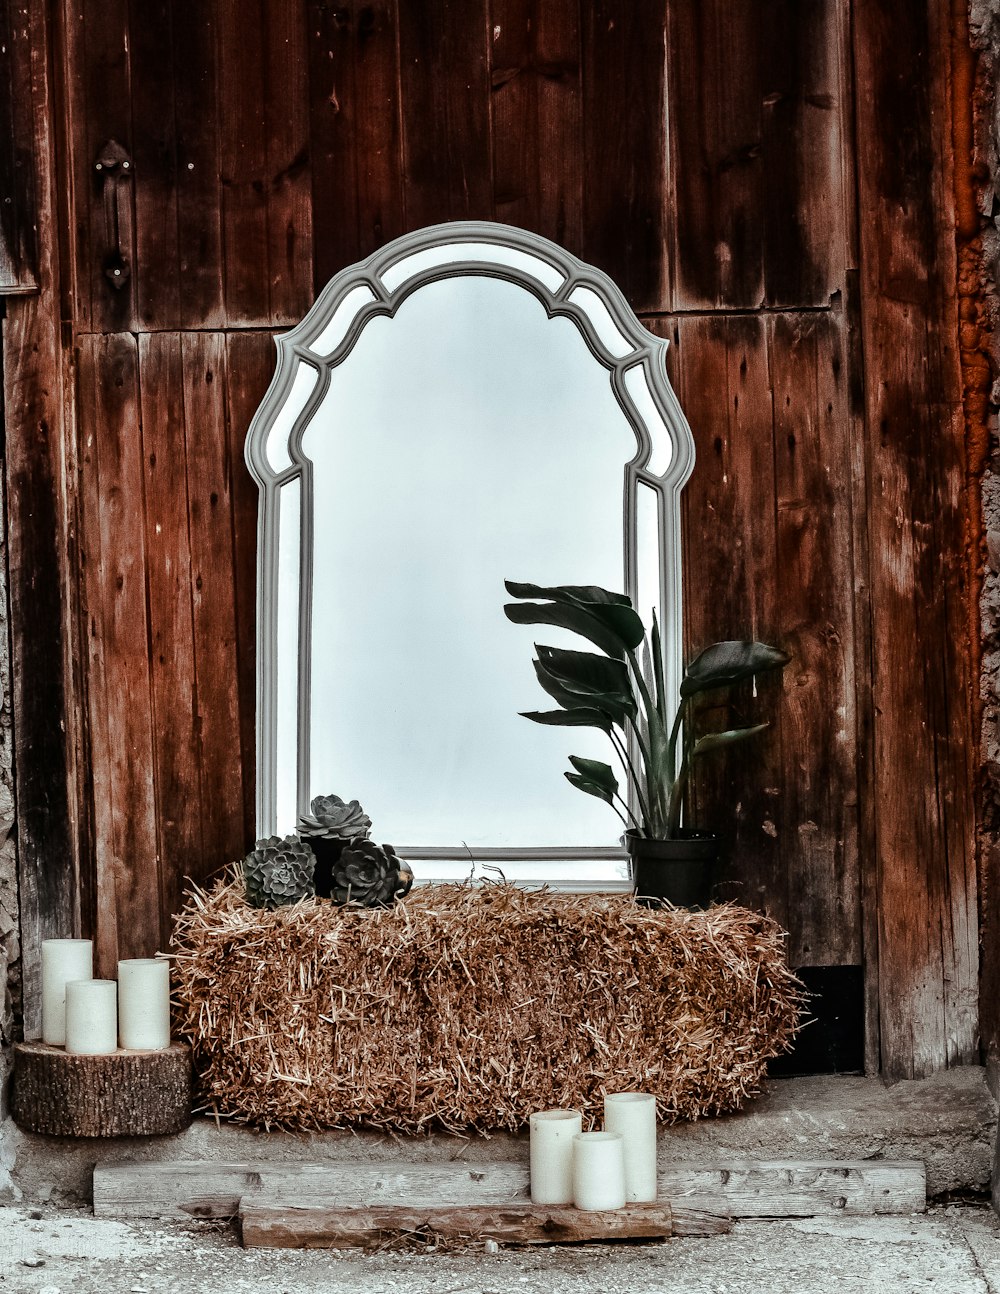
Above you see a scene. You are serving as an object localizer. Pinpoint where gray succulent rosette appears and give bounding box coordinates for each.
[298,794,372,842]
[243,834,316,910]
[332,838,414,907]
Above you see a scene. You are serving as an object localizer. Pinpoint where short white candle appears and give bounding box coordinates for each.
[529,1109,582,1204]
[604,1091,658,1202]
[118,958,171,1050]
[65,979,118,1055]
[572,1131,626,1211]
[41,939,93,1046]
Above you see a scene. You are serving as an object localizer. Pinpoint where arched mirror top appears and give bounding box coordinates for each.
[245,222,696,888]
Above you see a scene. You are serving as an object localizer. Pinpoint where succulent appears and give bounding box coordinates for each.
[243,835,316,910]
[298,794,372,842]
[331,838,414,908]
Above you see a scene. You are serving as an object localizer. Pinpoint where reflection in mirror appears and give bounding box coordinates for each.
[246,223,695,888]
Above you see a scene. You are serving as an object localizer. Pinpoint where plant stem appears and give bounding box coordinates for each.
[609,727,652,829]
[667,698,686,785]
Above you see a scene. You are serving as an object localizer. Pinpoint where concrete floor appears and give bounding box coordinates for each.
[1,1203,999,1294]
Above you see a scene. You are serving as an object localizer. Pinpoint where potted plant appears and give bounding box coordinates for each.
[504,581,790,908]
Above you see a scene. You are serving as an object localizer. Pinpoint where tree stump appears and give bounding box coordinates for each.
[11,1041,193,1137]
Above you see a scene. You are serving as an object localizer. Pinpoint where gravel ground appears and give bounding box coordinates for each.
[1,1203,1000,1294]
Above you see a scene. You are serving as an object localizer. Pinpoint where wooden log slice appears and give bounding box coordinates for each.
[11,1041,192,1137]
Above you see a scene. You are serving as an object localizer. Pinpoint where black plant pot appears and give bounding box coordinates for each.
[626,829,718,910]
[305,837,344,899]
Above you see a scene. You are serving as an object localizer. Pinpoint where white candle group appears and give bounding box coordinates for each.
[528,1091,658,1211]
[604,1092,658,1201]
[118,958,171,1050]
[41,939,94,1045]
[40,940,172,1055]
[65,979,118,1055]
[529,1109,582,1204]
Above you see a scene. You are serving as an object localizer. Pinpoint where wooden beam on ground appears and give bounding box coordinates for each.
[93,1157,925,1222]
[237,1200,706,1250]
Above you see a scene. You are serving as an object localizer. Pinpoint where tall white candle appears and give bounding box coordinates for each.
[118,958,171,1050]
[41,939,93,1046]
[572,1131,626,1211]
[529,1109,582,1204]
[604,1091,658,1202]
[65,979,118,1055]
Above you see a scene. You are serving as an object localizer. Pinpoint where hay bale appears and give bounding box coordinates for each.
[170,878,805,1133]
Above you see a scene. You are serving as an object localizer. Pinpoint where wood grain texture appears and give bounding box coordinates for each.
[0,0,39,290]
[852,0,979,1077]
[2,0,83,1037]
[11,1041,192,1137]
[238,1200,682,1249]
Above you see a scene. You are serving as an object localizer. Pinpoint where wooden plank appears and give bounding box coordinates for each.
[490,0,583,253]
[397,0,493,230]
[0,0,39,290]
[94,1157,925,1222]
[2,0,83,1036]
[263,0,313,323]
[94,1160,532,1220]
[582,0,668,311]
[217,0,269,323]
[769,311,860,966]
[223,330,275,847]
[668,314,787,931]
[138,333,203,940]
[172,0,225,327]
[852,0,979,1077]
[77,333,161,972]
[238,1200,684,1249]
[667,0,763,309]
[180,333,246,885]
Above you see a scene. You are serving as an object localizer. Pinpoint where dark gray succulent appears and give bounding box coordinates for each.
[243,835,316,910]
[298,794,372,842]
[332,839,414,907]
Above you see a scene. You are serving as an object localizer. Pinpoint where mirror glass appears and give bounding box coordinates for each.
[246,224,694,887]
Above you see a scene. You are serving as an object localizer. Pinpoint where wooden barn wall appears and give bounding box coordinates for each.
[3,0,980,1075]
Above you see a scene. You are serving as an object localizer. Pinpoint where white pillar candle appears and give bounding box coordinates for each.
[572,1131,626,1211]
[529,1109,582,1204]
[65,979,118,1055]
[604,1091,658,1202]
[41,939,93,1046]
[118,958,171,1050]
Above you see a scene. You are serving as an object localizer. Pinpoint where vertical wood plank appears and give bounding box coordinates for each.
[398,0,493,229]
[263,0,313,323]
[853,0,978,1076]
[224,331,274,846]
[669,315,787,930]
[73,0,137,332]
[181,333,246,879]
[308,0,405,290]
[128,0,180,328]
[582,0,669,311]
[769,312,860,965]
[667,0,763,309]
[0,0,39,289]
[173,0,225,327]
[138,333,203,939]
[77,333,161,972]
[2,0,82,1035]
[490,0,583,252]
[217,0,269,323]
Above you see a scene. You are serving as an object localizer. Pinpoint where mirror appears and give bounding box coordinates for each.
[246,223,695,888]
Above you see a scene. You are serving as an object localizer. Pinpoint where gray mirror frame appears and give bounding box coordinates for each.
[245,221,696,870]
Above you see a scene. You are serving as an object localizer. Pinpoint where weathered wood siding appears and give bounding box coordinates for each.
[3,0,980,1074]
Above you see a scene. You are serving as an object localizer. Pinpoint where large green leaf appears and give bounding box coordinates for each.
[565,771,615,805]
[536,645,633,697]
[692,723,770,756]
[533,660,632,725]
[567,755,619,798]
[520,707,614,732]
[680,641,791,699]
[504,601,628,660]
[505,580,632,607]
